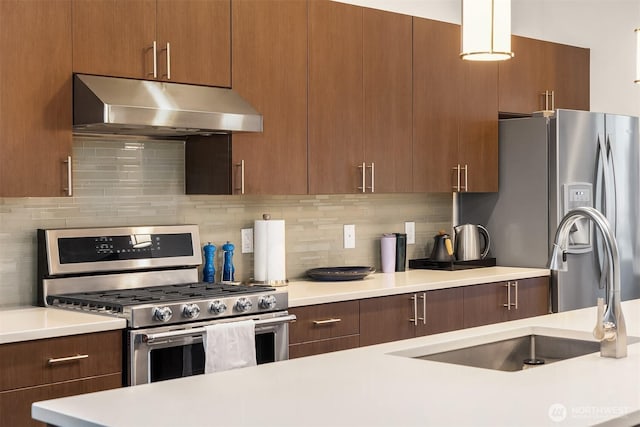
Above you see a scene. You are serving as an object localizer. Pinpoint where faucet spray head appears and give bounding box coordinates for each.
[548,243,568,271]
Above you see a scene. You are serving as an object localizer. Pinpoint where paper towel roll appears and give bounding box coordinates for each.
[253,218,286,284]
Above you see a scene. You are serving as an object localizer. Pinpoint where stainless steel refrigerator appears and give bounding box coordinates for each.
[460,109,640,312]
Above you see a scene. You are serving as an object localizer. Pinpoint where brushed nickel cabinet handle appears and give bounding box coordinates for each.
[419,292,426,325]
[462,164,468,192]
[550,90,555,111]
[47,354,88,365]
[452,164,461,191]
[512,281,519,309]
[366,163,375,193]
[409,295,418,326]
[503,283,512,311]
[234,160,245,195]
[312,318,342,325]
[63,156,72,196]
[162,42,171,80]
[357,162,366,193]
[149,41,157,79]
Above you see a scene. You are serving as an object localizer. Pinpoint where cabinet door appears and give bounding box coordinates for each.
[0,374,121,427]
[72,0,156,79]
[419,288,464,336]
[458,61,498,192]
[412,18,461,192]
[551,43,590,111]
[0,0,73,197]
[508,277,550,320]
[308,0,364,194]
[363,8,413,193]
[462,282,510,328]
[360,294,415,346]
[498,36,551,114]
[157,0,230,86]
[231,0,307,195]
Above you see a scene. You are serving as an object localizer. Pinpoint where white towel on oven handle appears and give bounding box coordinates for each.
[204,319,257,374]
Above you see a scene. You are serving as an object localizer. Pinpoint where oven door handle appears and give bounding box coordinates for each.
[142,314,297,344]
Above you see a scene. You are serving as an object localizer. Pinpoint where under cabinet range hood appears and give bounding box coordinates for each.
[73,74,263,137]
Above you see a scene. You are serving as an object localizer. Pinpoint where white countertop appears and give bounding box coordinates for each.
[0,307,126,344]
[288,266,550,306]
[32,299,640,427]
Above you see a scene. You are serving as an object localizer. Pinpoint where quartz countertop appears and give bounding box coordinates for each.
[0,307,126,344]
[288,266,550,307]
[32,299,640,427]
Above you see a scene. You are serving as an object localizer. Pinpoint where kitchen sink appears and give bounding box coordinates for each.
[389,327,639,372]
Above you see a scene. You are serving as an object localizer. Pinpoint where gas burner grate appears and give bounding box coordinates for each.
[47,282,276,310]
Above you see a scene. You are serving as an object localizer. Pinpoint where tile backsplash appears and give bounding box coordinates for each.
[0,137,452,308]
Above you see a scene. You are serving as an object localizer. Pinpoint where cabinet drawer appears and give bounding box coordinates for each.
[289,335,360,359]
[289,301,359,344]
[0,373,121,427]
[0,330,122,392]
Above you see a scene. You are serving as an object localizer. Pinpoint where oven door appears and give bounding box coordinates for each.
[128,311,295,386]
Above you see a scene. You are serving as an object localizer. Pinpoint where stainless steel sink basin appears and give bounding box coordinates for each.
[389,327,639,372]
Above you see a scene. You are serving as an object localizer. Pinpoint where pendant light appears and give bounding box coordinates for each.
[460,0,514,61]
[635,28,640,83]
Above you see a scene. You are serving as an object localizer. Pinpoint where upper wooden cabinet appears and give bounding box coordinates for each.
[231,0,308,195]
[72,0,230,87]
[308,1,364,194]
[498,36,590,115]
[363,8,413,193]
[308,2,413,194]
[413,18,498,193]
[0,0,73,197]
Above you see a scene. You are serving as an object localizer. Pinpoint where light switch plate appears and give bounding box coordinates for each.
[241,228,253,253]
[405,221,415,245]
[344,224,356,249]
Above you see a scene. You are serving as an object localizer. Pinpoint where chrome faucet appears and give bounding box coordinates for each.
[548,206,627,358]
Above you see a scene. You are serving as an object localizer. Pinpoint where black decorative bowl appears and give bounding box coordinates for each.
[306,266,375,281]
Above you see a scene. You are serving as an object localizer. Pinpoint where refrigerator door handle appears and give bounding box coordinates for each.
[594,133,611,290]
[605,134,617,232]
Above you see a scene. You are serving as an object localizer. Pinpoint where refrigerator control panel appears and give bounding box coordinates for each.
[563,182,593,253]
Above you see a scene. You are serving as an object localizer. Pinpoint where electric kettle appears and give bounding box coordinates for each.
[453,224,490,261]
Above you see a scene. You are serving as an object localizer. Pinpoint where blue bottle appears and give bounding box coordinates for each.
[203,242,216,283]
[222,241,235,282]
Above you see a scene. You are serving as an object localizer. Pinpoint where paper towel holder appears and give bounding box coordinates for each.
[252,213,288,287]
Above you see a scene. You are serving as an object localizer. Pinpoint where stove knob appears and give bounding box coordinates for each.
[235,297,253,313]
[152,306,173,323]
[182,303,201,319]
[209,300,227,315]
[258,295,277,310]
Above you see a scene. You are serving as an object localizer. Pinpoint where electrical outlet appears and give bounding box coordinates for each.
[343,224,356,249]
[405,221,415,245]
[241,228,253,253]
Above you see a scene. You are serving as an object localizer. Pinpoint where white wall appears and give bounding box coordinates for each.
[335,0,640,116]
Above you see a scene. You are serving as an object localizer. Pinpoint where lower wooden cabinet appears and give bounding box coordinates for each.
[289,276,550,358]
[289,300,360,358]
[0,330,123,426]
[360,288,463,346]
[0,374,121,427]
[463,277,550,328]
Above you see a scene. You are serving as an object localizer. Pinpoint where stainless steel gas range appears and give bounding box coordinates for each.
[37,225,295,386]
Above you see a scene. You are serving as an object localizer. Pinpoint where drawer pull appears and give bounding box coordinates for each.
[312,318,342,325]
[47,354,89,365]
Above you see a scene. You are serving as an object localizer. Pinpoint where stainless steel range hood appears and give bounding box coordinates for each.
[73,74,263,137]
